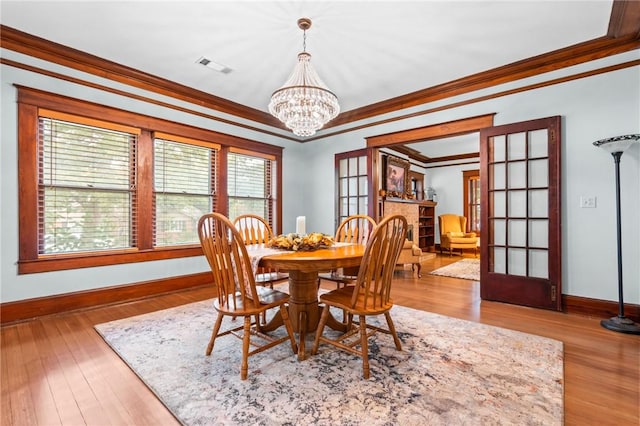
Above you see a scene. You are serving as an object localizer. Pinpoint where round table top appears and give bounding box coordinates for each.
[258,243,365,273]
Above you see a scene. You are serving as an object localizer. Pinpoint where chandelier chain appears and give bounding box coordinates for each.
[303,29,307,52]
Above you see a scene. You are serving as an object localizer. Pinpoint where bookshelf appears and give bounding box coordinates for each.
[418,201,437,252]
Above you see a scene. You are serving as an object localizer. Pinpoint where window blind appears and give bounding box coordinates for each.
[39,117,136,254]
[227,152,274,226]
[154,138,217,246]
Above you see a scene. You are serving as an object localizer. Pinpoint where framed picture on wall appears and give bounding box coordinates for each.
[383,155,409,197]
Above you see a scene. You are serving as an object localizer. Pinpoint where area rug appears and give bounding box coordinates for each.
[95,300,563,426]
[430,258,480,281]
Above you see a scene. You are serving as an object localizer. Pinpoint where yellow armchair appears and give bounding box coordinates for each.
[438,214,478,256]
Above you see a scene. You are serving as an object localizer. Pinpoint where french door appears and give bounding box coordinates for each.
[480,116,562,311]
[335,149,372,229]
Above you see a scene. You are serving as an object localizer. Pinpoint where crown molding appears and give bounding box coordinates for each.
[0,25,284,130]
[329,35,640,129]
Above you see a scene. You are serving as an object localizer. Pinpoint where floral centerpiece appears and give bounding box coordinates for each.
[268,232,334,251]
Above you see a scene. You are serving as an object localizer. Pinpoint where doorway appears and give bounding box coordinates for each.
[367,114,562,311]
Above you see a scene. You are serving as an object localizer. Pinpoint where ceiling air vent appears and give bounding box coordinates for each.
[196,56,232,74]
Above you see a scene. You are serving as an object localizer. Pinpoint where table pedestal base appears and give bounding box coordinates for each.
[260,270,348,360]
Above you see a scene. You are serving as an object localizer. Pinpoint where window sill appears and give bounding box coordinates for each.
[18,246,204,274]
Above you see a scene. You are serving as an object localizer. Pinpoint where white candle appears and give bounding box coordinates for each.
[296,216,306,235]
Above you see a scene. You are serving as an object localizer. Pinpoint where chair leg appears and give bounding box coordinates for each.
[279,304,298,355]
[384,311,402,351]
[206,313,224,356]
[311,304,331,355]
[240,316,251,380]
[297,311,307,361]
[414,262,422,278]
[359,315,370,379]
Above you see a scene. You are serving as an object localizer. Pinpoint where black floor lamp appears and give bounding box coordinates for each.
[593,134,640,335]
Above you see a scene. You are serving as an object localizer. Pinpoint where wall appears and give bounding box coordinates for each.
[1,47,639,307]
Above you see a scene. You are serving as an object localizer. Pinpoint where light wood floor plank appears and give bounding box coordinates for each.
[15,321,62,426]
[27,319,86,425]
[2,326,39,426]
[39,318,109,425]
[1,332,14,426]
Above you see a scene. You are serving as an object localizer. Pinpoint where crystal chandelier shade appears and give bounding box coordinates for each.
[268,19,340,137]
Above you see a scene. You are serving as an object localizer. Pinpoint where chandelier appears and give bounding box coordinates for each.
[268,18,340,137]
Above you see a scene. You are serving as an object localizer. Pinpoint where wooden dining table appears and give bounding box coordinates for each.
[249,243,366,360]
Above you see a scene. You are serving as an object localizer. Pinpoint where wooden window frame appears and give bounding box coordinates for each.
[227,150,278,231]
[463,169,480,233]
[152,134,221,247]
[17,87,282,274]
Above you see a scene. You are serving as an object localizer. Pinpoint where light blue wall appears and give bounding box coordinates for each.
[1,48,639,306]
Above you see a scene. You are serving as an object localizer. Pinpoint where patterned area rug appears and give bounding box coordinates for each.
[430,258,480,281]
[95,299,563,425]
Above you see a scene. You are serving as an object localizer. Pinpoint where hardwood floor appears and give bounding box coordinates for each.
[2,254,638,425]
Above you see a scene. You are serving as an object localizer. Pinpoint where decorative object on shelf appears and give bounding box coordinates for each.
[268,18,340,137]
[383,155,410,197]
[268,232,334,251]
[426,186,437,201]
[593,133,640,335]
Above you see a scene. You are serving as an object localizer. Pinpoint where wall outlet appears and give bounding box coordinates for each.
[580,195,597,208]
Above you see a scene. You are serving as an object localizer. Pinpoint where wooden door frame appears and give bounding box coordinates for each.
[366,114,495,222]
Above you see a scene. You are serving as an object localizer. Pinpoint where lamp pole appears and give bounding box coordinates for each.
[593,134,640,335]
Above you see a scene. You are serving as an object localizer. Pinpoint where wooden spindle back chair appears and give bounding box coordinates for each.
[312,214,408,379]
[198,212,297,380]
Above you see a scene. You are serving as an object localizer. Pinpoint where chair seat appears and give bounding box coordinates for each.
[214,287,290,316]
[447,236,478,245]
[319,286,394,316]
[317,271,355,286]
[255,271,289,286]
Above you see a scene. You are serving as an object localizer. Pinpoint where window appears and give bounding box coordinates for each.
[227,150,276,228]
[17,87,282,273]
[39,114,137,254]
[463,169,480,233]
[154,136,218,246]
[335,149,371,227]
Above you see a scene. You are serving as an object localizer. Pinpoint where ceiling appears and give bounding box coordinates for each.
[0,0,614,119]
